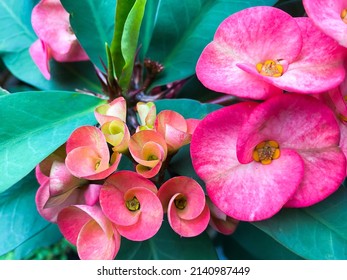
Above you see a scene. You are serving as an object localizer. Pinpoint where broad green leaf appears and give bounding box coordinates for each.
[111,0,136,78]
[0,171,61,258]
[222,222,303,260]
[2,50,102,92]
[138,0,160,60]
[61,0,117,71]
[145,0,278,89]
[116,220,218,259]
[253,186,347,259]
[0,0,36,53]
[14,224,62,260]
[0,90,106,193]
[118,0,147,91]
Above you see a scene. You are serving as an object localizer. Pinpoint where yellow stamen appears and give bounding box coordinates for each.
[174,194,187,210]
[341,9,347,24]
[252,140,281,165]
[256,60,284,77]
[126,196,140,211]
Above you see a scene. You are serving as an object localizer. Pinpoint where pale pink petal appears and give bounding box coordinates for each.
[339,123,347,176]
[94,97,127,125]
[285,147,346,207]
[84,184,102,206]
[115,187,163,241]
[29,39,51,80]
[77,220,120,260]
[272,18,346,93]
[168,198,210,237]
[303,0,347,47]
[100,185,141,227]
[157,176,206,220]
[66,126,109,156]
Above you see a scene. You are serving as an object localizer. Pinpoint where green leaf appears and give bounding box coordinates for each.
[61,0,117,71]
[0,171,61,258]
[116,219,218,259]
[111,0,136,78]
[118,0,147,91]
[0,90,106,193]
[221,222,303,260]
[253,186,347,259]
[0,0,36,53]
[145,0,278,88]
[2,50,102,92]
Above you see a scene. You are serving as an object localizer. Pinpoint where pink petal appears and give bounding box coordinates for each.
[84,184,102,206]
[339,123,347,176]
[272,17,346,93]
[196,6,302,99]
[285,147,346,207]
[115,187,163,241]
[77,220,120,260]
[100,185,141,227]
[303,0,347,47]
[29,39,51,80]
[94,97,127,126]
[168,198,210,237]
[66,126,109,156]
[157,176,206,220]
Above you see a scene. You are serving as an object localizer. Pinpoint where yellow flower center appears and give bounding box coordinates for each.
[341,9,347,24]
[252,140,280,165]
[256,60,284,77]
[126,196,140,211]
[174,194,187,210]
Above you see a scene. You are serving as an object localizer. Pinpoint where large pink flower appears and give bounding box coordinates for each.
[303,0,347,48]
[99,171,163,241]
[196,6,346,100]
[65,126,121,180]
[57,204,121,260]
[191,94,346,221]
[29,0,88,79]
[157,176,210,237]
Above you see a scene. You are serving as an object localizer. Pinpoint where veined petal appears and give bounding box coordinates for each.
[29,39,51,80]
[303,0,347,47]
[285,146,346,207]
[271,17,346,93]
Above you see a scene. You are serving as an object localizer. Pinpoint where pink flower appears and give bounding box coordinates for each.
[303,0,347,48]
[57,204,121,260]
[157,176,210,237]
[35,146,102,222]
[136,101,157,131]
[101,119,130,153]
[196,6,346,100]
[155,110,200,154]
[94,97,127,126]
[65,126,121,180]
[128,130,168,178]
[191,94,346,221]
[29,0,88,79]
[99,171,163,241]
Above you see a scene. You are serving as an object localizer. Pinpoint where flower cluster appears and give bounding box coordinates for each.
[34,97,235,259]
[191,5,347,222]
